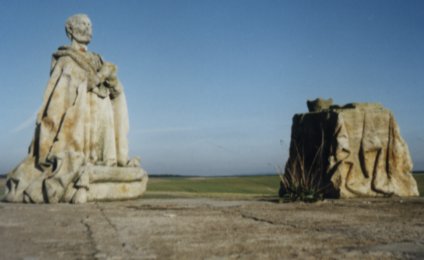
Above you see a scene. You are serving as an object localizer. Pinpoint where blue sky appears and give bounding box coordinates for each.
[0,1,423,175]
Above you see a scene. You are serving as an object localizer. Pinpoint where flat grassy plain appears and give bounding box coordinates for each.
[1,174,423,199]
[145,175,281,199]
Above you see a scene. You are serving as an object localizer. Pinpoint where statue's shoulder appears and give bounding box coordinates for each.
[49,46,73,72]
[54,45,72,55]
[52,46,77,63]
[87,51,104,69]
[52,46,103,73]
[91,51,104,62]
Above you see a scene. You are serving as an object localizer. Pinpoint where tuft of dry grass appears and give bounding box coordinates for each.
[279,138,333,202]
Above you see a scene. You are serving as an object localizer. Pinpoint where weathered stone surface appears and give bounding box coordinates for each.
[283,101,419,198]
[307,97,333,112]
[89,165,147,183]
[3,14,148,203]
[88,181,148,202]
[87,166,148,201]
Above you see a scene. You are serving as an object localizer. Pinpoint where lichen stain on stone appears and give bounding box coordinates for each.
[120,184,129,193]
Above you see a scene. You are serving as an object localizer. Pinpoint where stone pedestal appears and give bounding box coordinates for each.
[283,103,419,198]
[87,166,148,201]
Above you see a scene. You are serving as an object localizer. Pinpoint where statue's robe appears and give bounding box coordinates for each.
[4,46,130,203]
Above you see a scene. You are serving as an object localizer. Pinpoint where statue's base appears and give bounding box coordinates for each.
[86,166,148,202]
[3,158,149,204]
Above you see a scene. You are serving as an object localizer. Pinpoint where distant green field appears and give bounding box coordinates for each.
[145,175,281,199]
[415,174,424,196]
[0,174,423,199]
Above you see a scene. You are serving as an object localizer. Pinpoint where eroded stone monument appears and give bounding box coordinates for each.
[282,99,419,198]
[3,14,148,203]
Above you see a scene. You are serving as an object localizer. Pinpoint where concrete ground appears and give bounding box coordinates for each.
[0,197,423,259]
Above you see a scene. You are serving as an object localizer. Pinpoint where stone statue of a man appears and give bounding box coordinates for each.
[3,14,147,203]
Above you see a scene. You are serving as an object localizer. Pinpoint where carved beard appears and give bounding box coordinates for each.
[71,26,92,44]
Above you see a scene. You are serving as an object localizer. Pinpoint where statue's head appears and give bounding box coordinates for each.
[65,14,92,45]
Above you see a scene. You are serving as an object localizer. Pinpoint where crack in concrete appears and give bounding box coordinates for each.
[81,218,100,259]
[95,203,118,232]
[126,205,189,211]
[240,213,276,225]
[94,203,133,259]
[239,212,300,229]
[217,207,284,227]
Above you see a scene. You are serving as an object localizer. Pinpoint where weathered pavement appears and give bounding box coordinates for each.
[0,197,423,259]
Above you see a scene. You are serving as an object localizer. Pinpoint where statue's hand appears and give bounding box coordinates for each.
[98,62,120,98]
[98,62,117,83]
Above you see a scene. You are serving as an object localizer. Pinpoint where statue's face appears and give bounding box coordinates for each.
[70,16,92,44]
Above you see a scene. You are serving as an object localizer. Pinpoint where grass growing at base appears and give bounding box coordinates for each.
[279,142,330,202]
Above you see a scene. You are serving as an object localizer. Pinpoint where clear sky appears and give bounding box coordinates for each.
[0,1,423,175]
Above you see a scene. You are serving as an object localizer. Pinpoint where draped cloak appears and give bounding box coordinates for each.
[282,105,419,198]
[4,46,130,203]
